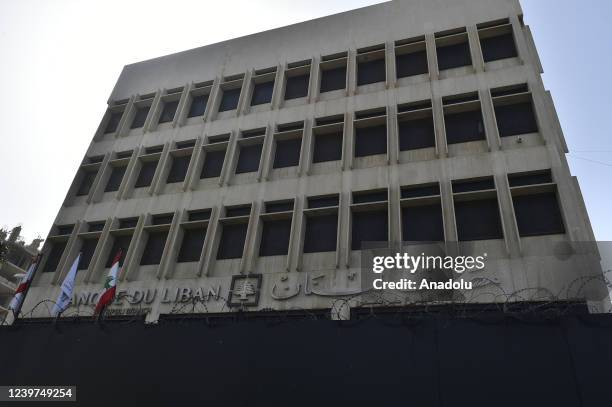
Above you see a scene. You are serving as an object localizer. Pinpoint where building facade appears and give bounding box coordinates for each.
[20,0,607,322]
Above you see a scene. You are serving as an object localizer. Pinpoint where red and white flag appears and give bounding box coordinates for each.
[94,249,123,315]
[8,255,41,315]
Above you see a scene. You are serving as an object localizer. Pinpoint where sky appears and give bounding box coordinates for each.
[0,0,610,244]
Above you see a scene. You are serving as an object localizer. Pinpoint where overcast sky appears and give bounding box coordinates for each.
[0,0,611,243]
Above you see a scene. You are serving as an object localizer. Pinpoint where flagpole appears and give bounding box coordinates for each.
[12,253,42,323]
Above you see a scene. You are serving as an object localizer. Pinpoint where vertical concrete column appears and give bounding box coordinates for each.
[116,96,136,138]
[198,206,220,277]
[286,196,302,272]
[117,149,139,199]
[440,179,457,244]
[339,191,351,268]
[343,112,355,170]
[432,96,448,157]
[309,56,320,103]
[387,104,398,164]
[143,90,162,134]
[51,221,83,285]
[220,130,237,186]
[388,184,401,245]
[87,152,112,204]
[270,64,284,110]
[297,119,311,176]
[172,83,190,128]
[122,214,146,282]
[347,49,357,96]
[236,71,252,116]
[84,218,113,283]
[479,89,498,151]
[204,77,221,122]
[424,33,439,81]
[467,25,484,73]
[259,125,274,182]
[151,142,171,195]
[386,41,396,88]
[496,173,522,256]
[158,209,182,279]
[509,15,529,67]
[241,202,261,273]
[182,136,203,192]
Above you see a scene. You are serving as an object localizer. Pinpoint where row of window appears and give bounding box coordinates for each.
[77,84,539,199]
[101,19,519,135]
[45,170,565,274]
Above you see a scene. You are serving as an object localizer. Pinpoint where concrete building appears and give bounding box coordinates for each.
[0,226,41,318]
[20,0,607,322]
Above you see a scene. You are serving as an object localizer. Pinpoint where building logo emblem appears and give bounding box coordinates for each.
[227,274,262,307]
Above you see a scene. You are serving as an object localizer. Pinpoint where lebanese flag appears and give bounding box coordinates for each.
[8,255,40,314]
[94,249,123,315]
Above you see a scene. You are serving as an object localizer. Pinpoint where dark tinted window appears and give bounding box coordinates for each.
[131,105,150,129]
[513,193,565,237]
[481,33,517,62]
[313,132,343,163]
[437,42,472,70]
[42,242,67,273]
[259,219,292,256]
[56,225,74,235]
[402,204,444,242]
[104,111,123,134]
[495,102,538,137]
[266,201,294,213]
[236,144,263,174]
[140,231,168,265]
[76,170,97,196]
[320,66,346,92]
[217,223,248,260]
[119,218,138,229]
[104,166,126,192]
[218,88,241,112]
[200,150,226,178]
[152,214,173,225]
[357,59,385,85]
[188,94,208,118]
[285,74,309,100]
[225,206,251,217]
[401,184,440,199]
[177,227,207,263]
[396,50,428,78]
[452,178,495,193]
[251,81,274,105]
[399,118,435,150]
[355,125,387,157]
[135,160,158,188]
[105,235,131,267]
[273,138,301,168]
[508,171,552,187]
[304,214,338,253]
[352,210,388,250]
[188,210,211,221]
[159,100,179,124]
[353,190,387,204]
[455,199,503,241]
[445,110,485,144]
[307,195,339,209]
[78,239,98,270]
[166,155,191,184]
[88,222,105,232]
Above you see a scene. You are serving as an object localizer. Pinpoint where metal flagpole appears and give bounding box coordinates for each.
[12,253,42,323]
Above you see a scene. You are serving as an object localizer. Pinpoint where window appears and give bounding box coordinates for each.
[478,20,517,62]
[495,102,538,137]
[140,231,168,265]
[105,235,131,267]
[453,178,503,241]
[56,224,74,236]
[320,66,346,93]
[354,109,387,157]
[443,93,485,144]
[401,184,444,242]
[357,45,386,85]
[273,138,301,168]
[313,131,343,163]
[188,94,208,118]
[200,149,226,178]
[104,111,123,134]
[131,105,150,129]
[76,170,97,196]
[284,74,309,100]
[104,165,126,192]
[135,160,158,188]
[78,238,98,270]
[88,221,105,232]
[395,37,428,78]
[159,100,179,124]
[436,29,471,71]
[188,209,211,221]
[152,213,173,225]
[42,242,67,273]
[259,218,292,256]
[218,88,241,112]
[398,111,435,151]
[304,214,337,253]
[225,205,251,217]
[251,81,274,105]
[509,171,564,236]
[352,210,388,250]
[177,227,207,262]
[235,144,263,174]
[217,223,248,260]
[166,155,191,184]
[119,218,138,229]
